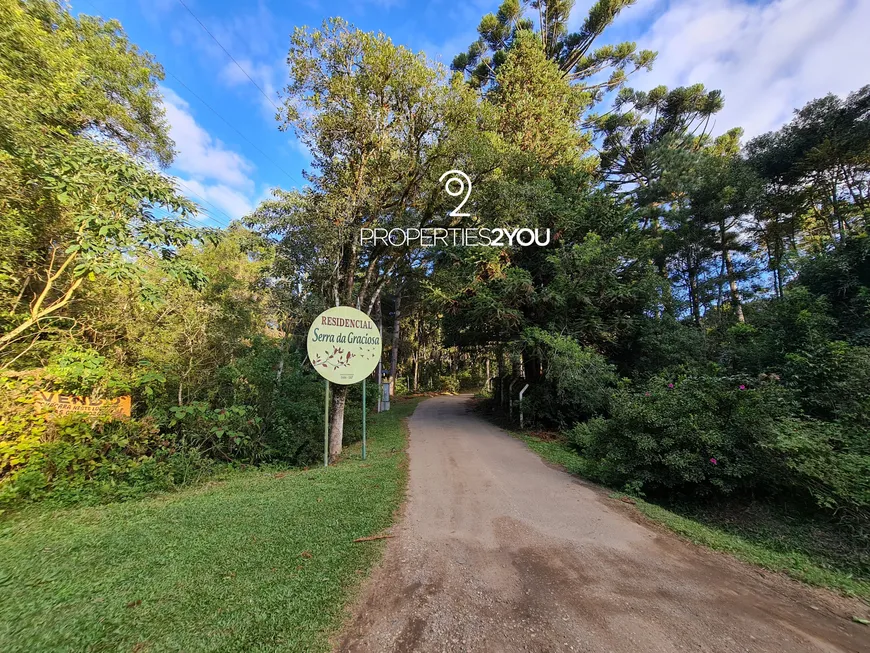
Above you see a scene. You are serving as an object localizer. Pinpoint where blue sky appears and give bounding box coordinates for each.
[72,0,870,229]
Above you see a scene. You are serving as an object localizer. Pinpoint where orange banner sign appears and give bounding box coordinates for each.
[33,392,131,418]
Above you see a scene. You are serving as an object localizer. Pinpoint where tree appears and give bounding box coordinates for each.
[252,18,495,459]
[452,0,655,94]
[489,30,588,170]
[594,84,727,191]
[114,226,274,408]
[647,135,757,324]
[746,86,870,257]
[0,0,206,363]
[592,84,734,317]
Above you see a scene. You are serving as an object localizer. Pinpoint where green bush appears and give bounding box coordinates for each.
[0,376,214,510]
[394,376,410,395]
[625,316,708,377]
[215,341,333,465]
[438,375,460,394]
[767,417,870,514]
[0,412,212,510]
[567,368,870,514]
[521,328,617,427]
[783,341,870,425]
[167,402,264,461]
[568,372,794,496]
[794,235,870,344]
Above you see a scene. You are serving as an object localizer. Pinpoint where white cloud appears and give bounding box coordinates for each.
[218,57,283,119]
[288,135,311,161]
[634,0,870,138]
[166,1,284,121]
[611,0,667,28]
[175,177,255,223]
[160,87,258,222]
[161,87,254,189]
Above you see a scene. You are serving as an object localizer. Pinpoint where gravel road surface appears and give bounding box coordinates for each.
[338,395,869,652]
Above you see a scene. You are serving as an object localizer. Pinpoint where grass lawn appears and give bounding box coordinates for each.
[0,397,421,653]
[511,430,870,602]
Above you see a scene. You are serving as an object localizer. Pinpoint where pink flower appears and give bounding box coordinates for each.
[739,385,746,390]
[710,458,718,465]
[667,383,674,389]
[644,392,651,397]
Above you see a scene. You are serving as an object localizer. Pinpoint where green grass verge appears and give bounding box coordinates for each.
[512,430,870,602]
[629,498,869,600]
[0,397,421,653]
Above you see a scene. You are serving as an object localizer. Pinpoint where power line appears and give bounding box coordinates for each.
[76,0,303,225]
[175,0,282,113]
[190,208,231,230]
[154,201,228,231]
[165,71,302,188]
[173,179,235,227]
[79,0,301,188]
[153,205,226,231]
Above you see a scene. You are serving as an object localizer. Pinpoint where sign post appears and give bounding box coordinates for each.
[324,379,329,467]
[307,306,382,466]
[32,392,131,418]
[362,378,367,460]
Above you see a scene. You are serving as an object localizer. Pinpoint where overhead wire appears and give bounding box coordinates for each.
[74,0,304,230]
[165,70,302,188]
[172,179,236,227]
[175,0,282,114]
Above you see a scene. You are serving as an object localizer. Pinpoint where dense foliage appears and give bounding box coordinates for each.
[1,0,867,533]
[438,1,870,523]
[0,3,369,509]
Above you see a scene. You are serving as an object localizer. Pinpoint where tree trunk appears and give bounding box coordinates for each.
[497,345,505,406]
[276,335,287,383]
[412,351,419,392]
[688,266,701,326]
[329,384,348,460]
[719,217,744,323]
[723,248,745,323]
[376,297,383,412]
[389,292,402,396]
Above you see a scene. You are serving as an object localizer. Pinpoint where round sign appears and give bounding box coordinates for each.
[307,306,382,385]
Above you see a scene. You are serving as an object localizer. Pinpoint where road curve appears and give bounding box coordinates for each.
[338,395,868,653]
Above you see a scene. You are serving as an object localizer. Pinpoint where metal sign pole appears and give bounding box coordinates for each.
[324,379,330,467]
[307,306,382,467]
[362,378,367,460]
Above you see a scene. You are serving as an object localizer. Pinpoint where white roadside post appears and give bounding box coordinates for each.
[518,383,530,430]
[380,376,391,412]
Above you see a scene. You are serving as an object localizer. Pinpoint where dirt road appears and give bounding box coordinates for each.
[338,395,869,652]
